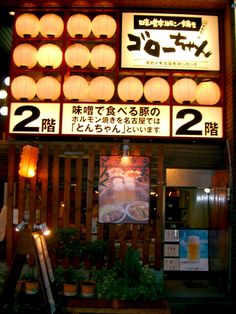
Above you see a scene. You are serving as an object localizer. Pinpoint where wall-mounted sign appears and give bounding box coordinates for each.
[9,102,60,134]
[172,106,223,138]
[9,102,223,139]
[98,156,150,224]
[62,102,170,137]
[121,12,220,71]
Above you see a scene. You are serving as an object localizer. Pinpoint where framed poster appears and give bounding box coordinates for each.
[164,229,179,242]
[164,244,179,257]
[98,156,150,224]
[164,258,180,271]
[179,229,208,271]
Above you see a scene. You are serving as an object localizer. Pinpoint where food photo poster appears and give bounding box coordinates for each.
[98,156,150,224]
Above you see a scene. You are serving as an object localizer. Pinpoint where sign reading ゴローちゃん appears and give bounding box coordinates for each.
[121,13,220,71]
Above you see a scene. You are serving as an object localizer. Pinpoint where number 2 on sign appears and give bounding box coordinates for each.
[175,108,202,136]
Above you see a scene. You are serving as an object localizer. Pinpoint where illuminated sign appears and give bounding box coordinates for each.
[121,13,220,71]
[9,102,223,139]
[62,103,170,137]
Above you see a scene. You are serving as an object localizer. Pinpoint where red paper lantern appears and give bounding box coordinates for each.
[19,145,39,178]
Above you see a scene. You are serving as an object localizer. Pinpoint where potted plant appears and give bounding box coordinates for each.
[96,247,161,305]
[80,266,96,298]
[22,266,39,295]
[54,265,86,297]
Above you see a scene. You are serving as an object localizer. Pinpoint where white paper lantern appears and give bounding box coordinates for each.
[67,14,92,38]
[13,43,38,69]
[37,44,63,69]
[65,44,90,69]
[91,14,117,38]
[173,78,197,104]
[15,13,40,38]
[36,76,61,101]
[63,76,89,100]
[118,77,143,102]
[11,75,36,100]
[39,13,64,37]
[196,81,221,105]
[89,76,114,101]
[144,77,170,103]
[90,44,116,69]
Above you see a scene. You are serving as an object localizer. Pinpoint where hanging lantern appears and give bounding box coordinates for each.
[39,13,64,38]
[37,43,63,69]
[173,78,197,104]
[19,144,39,178]
[36,76,61,101]
[90,44,116,69]
[11,75,36,100]
[67,13,92,38]
[63,76,89,100]
[65,44,90,69]
[118,77,143,102]
[89,76,115,101]
[13,43,38,69]
[196,81,221,105]
[91,14,117,38]
[144,77,170,103]
[15,13,40,38]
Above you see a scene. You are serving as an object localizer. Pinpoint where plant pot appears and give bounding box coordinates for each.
[25,281,39,295]
[63,283,78,297]
[81,281,96,297]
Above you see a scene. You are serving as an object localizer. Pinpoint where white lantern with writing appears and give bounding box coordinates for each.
[36,76,61,101]
[15,13,40,38]
[65,44,90,69]
[91,14,117,38]
[13,43,38,69]
[118,77,143,102]
[89,76,115,101]
[67,14,92,38]
[11,75,36,100]
[196,81,221,105]
[173,78,197,104]
[144,77,170,103]
[39,13,64,38]
[63,76,89,100]
[91,44,116,69]
[37,43,63,69]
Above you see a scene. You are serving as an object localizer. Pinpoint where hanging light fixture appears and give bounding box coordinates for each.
[118,76,143,102]
[37,43,63,69]
[39,13,64,38]
[173,78,197,104]
[196,80,221,105]
[90,44,116,69]
[67,13,92,38]
[11,75,36,100]
[91,14,117,38]
[65,43,90,69]
[18,144,39,178]
[144,77,170,103]
[15,13,40,38]
[89,76,115,101]
[13,43,38,69]
[63,76,89,101]
[36,76,61,101]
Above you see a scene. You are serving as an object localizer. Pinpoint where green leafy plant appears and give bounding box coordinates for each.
[96,247,160,301]
[54,265,86,285]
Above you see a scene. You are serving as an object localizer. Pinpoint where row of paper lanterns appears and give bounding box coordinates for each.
[13,43,116,70]
[15,13,117,38]
[11,75,221,105]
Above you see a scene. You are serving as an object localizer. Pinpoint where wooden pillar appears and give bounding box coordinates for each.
[6,144,15,265]
[86,145,95,241]
[52,145,60,228]
[155,145,164,269]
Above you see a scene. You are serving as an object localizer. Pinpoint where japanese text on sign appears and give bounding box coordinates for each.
[121,13,220,70]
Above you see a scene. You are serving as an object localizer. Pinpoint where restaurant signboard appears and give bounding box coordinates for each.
[121,12,220,71]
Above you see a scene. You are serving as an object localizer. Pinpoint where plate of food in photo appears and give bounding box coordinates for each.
[99,204,126,223]
[126,201,149,221]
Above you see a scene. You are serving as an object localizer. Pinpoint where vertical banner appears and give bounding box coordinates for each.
[98,156,150,223]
